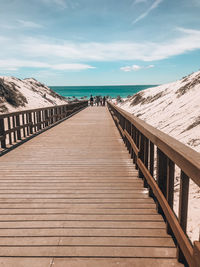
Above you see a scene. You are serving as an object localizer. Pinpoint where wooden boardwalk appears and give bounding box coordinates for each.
[0,107,182,266]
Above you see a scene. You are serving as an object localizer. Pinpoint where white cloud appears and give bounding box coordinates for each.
[133,0,163,24]
[17,20,43,29]
[120,66,132,72]
[1,27,200,67]
[134,0,148,5]
[53,0,67,8]
[41,0,77,9]
[120,64,154,72]
[17,27,200,62]
[132,64,142,70]
[0,59,95,71]
[146,64,154,68]
[0,20,43,30]
[52,63,95,70]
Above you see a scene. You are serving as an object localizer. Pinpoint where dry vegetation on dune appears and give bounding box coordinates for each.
[0,76,68,113]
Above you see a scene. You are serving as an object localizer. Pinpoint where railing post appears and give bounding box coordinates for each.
[16,114,21,140]
[135,129,139,170]
[65,105,68,118]
[156,148,167,215]
[7,116,12,145]
[55,107,58,122]
[177,171,189,263]
[0,117,6,148]
[22,114,26,138]
[50,108,53,124]
[28,112,33,134]
[166,158,175,235]
[132,125,136,164]
[12,116,17,142]
[149,141,154,197]
[138,133,144,178]
[194,241,200,267]
[45,109,48,127]
[33,112,36,132]
[143,137,149,188]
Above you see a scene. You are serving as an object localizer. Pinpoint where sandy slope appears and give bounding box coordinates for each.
[117,70,200,242]
[0,76,67,113]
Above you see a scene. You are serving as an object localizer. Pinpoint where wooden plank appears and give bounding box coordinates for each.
[0,213,163,221]
[0,236,174,246]
[0,246,177,258]
[0,220,165,229]
[53,258,182,267]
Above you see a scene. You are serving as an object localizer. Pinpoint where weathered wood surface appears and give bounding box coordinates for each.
[0,107,182,266]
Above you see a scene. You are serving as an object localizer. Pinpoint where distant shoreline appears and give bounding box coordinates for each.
[50,84,158,99]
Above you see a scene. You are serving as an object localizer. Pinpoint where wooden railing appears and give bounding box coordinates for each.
[0,101,88,150]
[107,101,200,267]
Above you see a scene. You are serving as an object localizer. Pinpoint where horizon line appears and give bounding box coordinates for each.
[49,84,159,87]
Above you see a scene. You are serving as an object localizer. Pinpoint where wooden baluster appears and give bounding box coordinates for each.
[7,116,12,145]
[56,107,58,122]
[39,110,42,129]
[132,125,136,163]
[45,109,49,127]
[128,121,132,154]
[16,114,21,140]
[37,111,41,130]
[64,105,67,118]
[149,141,154,197]
[26,113,29,136]
[130,124,134,159]
[59,107,62,120]
[40,110,43,129]
[124,118,127,148]
[0,117,6,148]
[22,113,26,138]
[138,133,144,178]
[12,116,17,142]
[28,112,33,134]
[52,108,54,122]
[177,171,189,263]
[166,158,175,235]
[42,110,45,128]
[156,148,167,215]
[143,137,149,188]
[135,129,139,170]
[62,106,64,118]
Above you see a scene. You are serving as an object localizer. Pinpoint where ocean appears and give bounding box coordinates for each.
[50,85,158,99]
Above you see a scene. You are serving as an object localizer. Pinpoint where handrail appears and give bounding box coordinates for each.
[107,101,200,267]
[0,101,88,150]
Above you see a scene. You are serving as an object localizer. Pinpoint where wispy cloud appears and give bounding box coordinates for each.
[0,59,95,71]
[17,20,43,28]
[53,0,67,8]
[41,0,78,9]
[133,0,163,24]
[16,28,200,62]
[120,64,154,72]
[134,0,148,5]
[0,20,43,30]
[1,27,200,72]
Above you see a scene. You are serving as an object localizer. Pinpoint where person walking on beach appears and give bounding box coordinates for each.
[90,95,94,106]
[96,95,100,106]
[103,96,106,106]
[100,97,103,106]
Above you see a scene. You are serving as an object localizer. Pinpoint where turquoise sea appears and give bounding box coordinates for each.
[50,85,158,99]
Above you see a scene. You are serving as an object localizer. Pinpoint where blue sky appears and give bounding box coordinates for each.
[0,0,200,85]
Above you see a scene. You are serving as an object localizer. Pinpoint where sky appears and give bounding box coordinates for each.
[0,0,200,85]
